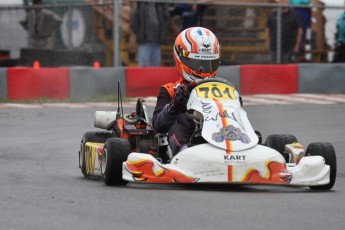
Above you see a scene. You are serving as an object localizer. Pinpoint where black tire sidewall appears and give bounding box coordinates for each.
[265,134,298,154]
[102,138,131,186]
[306,142,337,190]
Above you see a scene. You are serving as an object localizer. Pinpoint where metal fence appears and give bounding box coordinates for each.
[0,0,344,67]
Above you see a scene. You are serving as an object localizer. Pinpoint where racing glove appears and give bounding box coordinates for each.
[167,101,178,115]
[167,85,190,115]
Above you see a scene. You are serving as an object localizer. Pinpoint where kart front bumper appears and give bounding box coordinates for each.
[122,144,330,186]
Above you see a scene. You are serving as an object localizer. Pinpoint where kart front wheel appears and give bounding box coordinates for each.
[101,138,131,186]
[265,134,298,161]
[79,131,112,177]
[306,142,337,190]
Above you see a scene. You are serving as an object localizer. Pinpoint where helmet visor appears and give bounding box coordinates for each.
[180,56,220,73]
[177,48,220,73]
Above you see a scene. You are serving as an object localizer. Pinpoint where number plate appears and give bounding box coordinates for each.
[195,83,237,100]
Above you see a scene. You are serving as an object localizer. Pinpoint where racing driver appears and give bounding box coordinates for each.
[152,27,221,156]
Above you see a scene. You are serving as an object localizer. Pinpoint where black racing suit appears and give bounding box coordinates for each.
[152,85,195,156]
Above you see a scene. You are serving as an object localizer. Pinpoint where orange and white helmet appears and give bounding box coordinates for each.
[173,27,220,82]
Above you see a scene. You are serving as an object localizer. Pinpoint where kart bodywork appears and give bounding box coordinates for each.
[79,79,336,190]
[123,144,330,186]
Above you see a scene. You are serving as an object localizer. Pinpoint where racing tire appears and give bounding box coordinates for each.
[102,138,131,186]
[306,142,337,190]
[265,134,298,161]
[79,131,113,177]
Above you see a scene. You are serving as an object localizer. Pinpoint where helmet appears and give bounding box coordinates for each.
[173,27,220,82]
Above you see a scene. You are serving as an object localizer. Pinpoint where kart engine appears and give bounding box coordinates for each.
[134,135,154,153]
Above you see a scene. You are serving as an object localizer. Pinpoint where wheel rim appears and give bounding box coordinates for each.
[101,148,107,175]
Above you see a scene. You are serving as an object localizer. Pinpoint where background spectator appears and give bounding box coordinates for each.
[333,7,345,62]
[130,1,170,67]
[20,0,62,49]
[290,0,312,61]
[169,2,207,36]
[265,0,303,63]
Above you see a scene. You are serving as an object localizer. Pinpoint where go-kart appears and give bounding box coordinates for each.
[79,78,337,190]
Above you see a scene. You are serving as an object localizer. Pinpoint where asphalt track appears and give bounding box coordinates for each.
[0,103,344,230]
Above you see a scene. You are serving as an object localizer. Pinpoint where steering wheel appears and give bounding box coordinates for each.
[135,98,150,123]
[123,114,147,125]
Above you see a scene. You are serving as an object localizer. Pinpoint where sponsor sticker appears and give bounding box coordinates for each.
[224,154,248,165]
[212,125,250,143]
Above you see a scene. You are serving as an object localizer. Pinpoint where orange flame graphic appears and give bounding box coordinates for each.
[240,161,291,184]
[125,159,198,183]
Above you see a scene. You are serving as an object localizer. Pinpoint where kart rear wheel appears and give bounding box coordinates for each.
[101,138,131,186]
[265,134,298,161]
[306,142,337,190]
[79,131,112,177]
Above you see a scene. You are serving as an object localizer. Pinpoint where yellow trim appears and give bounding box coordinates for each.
[127,159,149,165]
[264,161,272,180]
[134,177,146,182]
[231,165,235,182]
[153,168,165,177]
[85,142,104,175]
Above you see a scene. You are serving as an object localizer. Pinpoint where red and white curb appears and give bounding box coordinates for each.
[242,94,345,105]
[0,94,345,109]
